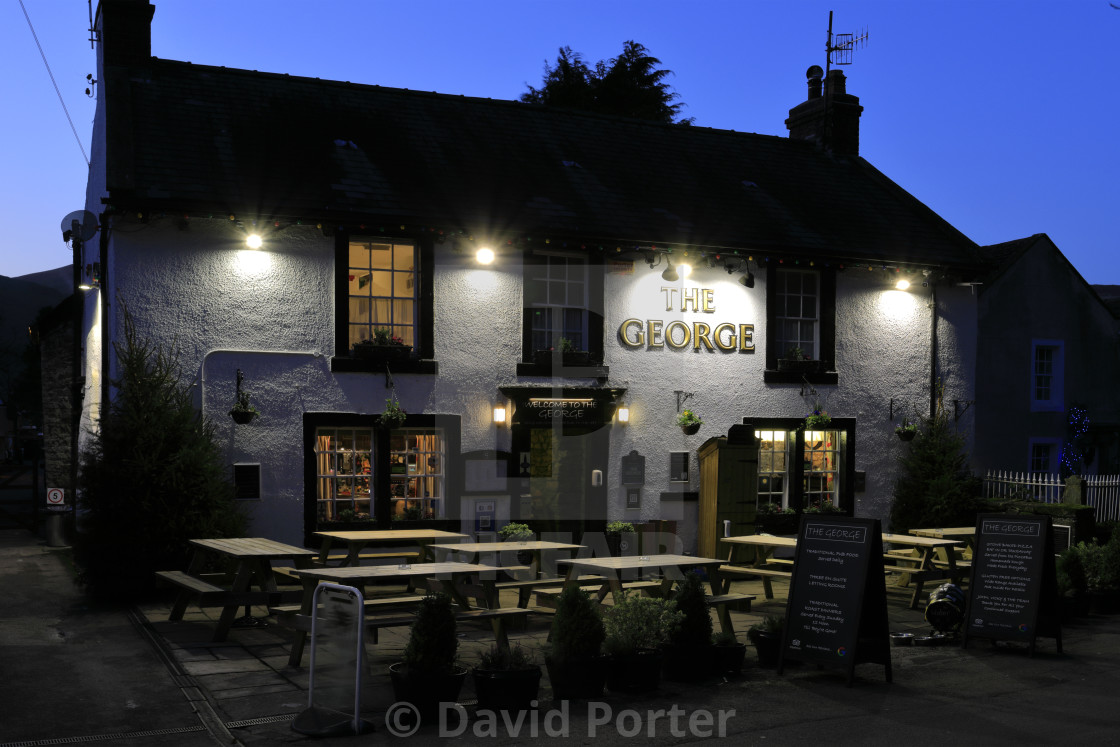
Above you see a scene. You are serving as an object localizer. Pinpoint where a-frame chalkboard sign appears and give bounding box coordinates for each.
[778,515,892,684]
[962,514,1062,655]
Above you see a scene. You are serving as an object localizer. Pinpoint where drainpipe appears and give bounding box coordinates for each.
[928,284,939,418]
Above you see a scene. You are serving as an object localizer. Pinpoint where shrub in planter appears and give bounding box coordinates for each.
[473,644,542,714]
[710,631,747,676]
[747,616,785,667]
[1077,534,1120,614]
[605,520,636,557]
[1057,545,1090,619]
[663,572,714,682]
[389,593,467,724]
[603,591,683,693]
[545,586,607,700]
[499,522,535,566]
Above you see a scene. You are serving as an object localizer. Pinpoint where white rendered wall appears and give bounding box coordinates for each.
[96,219,977,545]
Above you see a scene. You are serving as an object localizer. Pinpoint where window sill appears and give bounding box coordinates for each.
[331,356,439,375]
[517,361,609,379]
[763,369,838,385]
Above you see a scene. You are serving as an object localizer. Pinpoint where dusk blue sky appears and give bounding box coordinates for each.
[4,1,1118,284]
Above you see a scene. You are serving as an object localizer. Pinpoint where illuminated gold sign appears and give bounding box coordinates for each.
[617,286,755,353]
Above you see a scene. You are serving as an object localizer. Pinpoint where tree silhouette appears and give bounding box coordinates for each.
[522,41,692,125]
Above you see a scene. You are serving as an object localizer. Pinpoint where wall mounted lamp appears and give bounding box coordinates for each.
[246,234,263,249]
[895,278,910,290]
[493,402,508,425]
[476,247,495,264]
[661,259,679,282]
[739,271,755,288]
[616,404,630,424]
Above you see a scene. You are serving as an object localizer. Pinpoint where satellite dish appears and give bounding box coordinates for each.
[61,210,98,242]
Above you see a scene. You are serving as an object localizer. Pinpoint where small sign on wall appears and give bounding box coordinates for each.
[626,487,641,509]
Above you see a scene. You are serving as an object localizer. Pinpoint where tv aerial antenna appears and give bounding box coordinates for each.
[824,10,869,77]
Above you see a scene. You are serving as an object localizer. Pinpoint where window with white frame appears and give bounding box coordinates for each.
[348,239,417,349]
[526,253,589,352]
[315,427,373,521]
[774,269,819,360]
[755,427,840,510]
[390,430,446,519]
[1029,440,1058,475]
[1030,340,1064,411]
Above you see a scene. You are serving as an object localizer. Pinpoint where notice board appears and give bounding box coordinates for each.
[779,515,891,684]
[963,514,1062,655]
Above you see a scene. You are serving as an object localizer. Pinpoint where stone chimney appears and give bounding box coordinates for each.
[94,0,155,68]
[785,67,864,157]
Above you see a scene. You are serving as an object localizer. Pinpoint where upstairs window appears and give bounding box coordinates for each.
[348,239,417,348]
[527,253,589,352]
[1030,340,1064,411]
[774,270,818,360]
[765,266,836,383]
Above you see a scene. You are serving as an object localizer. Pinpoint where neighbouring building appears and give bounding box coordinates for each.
[75,0,985,549]
[975,234,1120,478]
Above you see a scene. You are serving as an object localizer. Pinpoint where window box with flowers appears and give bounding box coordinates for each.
[755,502,798,535]
[352,328,412,362]
[777,346,825,375]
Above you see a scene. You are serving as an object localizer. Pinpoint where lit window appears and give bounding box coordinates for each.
[390,430,446,519]
[756,430,789,509]
[755,427,840,511]
[348,239,417,349]
[315,428,373,522]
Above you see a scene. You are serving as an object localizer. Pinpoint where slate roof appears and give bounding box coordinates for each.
[105,58,982,269]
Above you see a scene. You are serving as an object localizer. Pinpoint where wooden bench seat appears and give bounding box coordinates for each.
[531,579,663,607]
[156,570,227,597]
[316,550,422,565]
[495,574,606,607]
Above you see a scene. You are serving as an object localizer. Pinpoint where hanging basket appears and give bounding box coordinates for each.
[230,409,257,425]
[897,429,917,442]
[680,423,701,435]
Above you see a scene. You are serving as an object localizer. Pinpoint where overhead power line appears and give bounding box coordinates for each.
[18,0,90,167]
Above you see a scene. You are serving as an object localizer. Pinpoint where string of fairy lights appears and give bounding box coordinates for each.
[108,207,948,281]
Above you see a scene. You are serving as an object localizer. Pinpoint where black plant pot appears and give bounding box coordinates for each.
[606,649,663,693]
[473,666,542,713]
[897,430,917,442]
[748,631,781,667]
[545,655,608,701]
[710,642,747,676]
[663,643,713,682]
[389,663,469,724]
[680,422,701,435]
[230,410,257,425]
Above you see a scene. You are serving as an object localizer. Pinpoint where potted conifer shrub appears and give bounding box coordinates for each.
[710,631,747,676]
[604,520,635,557]
[747,615,785,667]
[602,591,683,693]
[389,593,467,724]
[662,572,714,682]
[544,585,608,700]
[472,644,542,714]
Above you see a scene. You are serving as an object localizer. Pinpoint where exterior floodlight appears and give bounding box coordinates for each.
[896,279,910,290]
[477,247,495,264]
[678,263,692,278]
[740,272,755,288]
[661,259,679,282]
[246,234,263,249]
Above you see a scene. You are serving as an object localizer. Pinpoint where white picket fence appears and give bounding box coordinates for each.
[982,470,1120,522]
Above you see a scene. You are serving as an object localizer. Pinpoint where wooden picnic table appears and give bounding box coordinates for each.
[281,561,527,667]
[313,528,469,566]
[554,554,751,635]
[160,537,317,642]
[882,533,966,609]
[719,534,798,599]
[909,527,976,558]
[430,540,586,607]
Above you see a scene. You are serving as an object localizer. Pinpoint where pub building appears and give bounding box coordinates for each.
[74,1,983,551]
